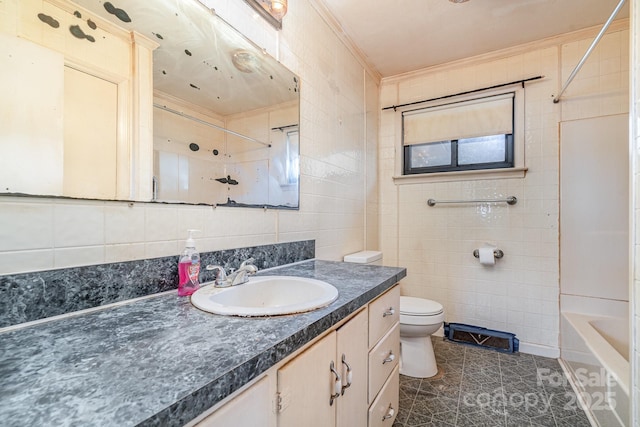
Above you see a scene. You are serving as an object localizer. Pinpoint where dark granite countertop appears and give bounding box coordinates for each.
[0,260,406,426]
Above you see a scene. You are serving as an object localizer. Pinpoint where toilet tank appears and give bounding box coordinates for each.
[343,251,383,266]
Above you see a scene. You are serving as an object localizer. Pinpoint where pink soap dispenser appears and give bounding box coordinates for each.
[178,229,200,296]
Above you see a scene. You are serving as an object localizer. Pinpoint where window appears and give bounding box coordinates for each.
[404,134,513,174]
[402,93,515,175]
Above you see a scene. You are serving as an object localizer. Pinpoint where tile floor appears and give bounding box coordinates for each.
[394,338,592,427]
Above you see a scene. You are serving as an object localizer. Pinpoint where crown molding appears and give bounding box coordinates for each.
[382,18,629,84]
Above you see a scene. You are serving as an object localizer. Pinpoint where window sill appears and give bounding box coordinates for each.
[392,167,528,185]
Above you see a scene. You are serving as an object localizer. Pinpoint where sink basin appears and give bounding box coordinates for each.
[190,276,339,317]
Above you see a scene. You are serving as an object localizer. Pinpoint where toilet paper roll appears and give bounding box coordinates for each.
[478,247,495,265]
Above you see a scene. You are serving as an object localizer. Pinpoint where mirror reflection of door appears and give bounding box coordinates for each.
[63,66,118,200]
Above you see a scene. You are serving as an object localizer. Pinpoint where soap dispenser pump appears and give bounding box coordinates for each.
[178,229,201,296]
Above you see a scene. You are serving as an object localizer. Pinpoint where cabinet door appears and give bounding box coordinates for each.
[196,376,273,427]
[336,308,368,427]
[278,331,337,427]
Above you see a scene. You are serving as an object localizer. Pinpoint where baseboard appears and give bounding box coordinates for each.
[518,341,560,358]
[435,326,559,358]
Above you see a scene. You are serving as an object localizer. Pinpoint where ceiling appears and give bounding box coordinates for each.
[317,0,629,77]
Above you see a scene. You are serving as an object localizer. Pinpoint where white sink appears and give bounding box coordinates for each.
[190,276,339,317]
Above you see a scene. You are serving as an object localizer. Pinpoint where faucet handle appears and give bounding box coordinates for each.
[206,264,224,272]
[240,258,258,275]
[240,257,256,268]
[205,265,227,280]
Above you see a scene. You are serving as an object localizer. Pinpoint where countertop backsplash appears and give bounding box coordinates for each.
[0,240,315,328]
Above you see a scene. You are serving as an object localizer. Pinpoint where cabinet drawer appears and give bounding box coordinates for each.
[368,285,400,348]
[368,322,399,403]
[368,365,399,427]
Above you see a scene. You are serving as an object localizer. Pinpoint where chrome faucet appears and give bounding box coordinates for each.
[230,258,258,286]
[205,258,258,287]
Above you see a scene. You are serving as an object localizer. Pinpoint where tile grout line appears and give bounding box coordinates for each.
[453,342,467,426]
[406,377,420,426]
[399,371,421,426]
[498,354,508,426]
[534,356,561,427]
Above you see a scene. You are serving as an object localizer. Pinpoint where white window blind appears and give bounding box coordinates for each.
[403,93,514,146]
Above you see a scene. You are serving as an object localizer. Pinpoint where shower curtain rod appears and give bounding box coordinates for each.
[153,103,272,148]
[553,0,626,103]
[381,76,543,111]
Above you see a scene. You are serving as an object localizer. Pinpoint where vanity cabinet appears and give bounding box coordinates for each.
[193,284,400,427]
[277,284,400,427]
[278,308,369,427]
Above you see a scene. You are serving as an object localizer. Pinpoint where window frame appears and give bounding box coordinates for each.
[403,134,514,175]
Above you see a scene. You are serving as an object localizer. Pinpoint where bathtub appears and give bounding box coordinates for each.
[561,312,630,427]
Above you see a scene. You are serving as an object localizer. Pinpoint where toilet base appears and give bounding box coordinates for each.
[400,336,438,378]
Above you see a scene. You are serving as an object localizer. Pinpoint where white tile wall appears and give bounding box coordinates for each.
[380,27,629,355]
[105,204,146,245]
[562,30,630,121]
[0,0,379,275]
[0,200,53,251]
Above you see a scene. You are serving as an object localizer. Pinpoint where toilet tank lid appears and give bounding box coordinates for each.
[400,296,444,315]
[343,251,382,263]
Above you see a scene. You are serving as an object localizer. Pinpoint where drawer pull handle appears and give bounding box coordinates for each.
[341,354,352,395]
[382,404,395,421]
[383,307,395,317]
[329,361,342,406]
[382,351,395,364]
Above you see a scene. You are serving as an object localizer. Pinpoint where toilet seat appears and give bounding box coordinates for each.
[400,296,443,316]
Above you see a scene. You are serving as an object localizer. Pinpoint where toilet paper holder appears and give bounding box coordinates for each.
[473,249,504,259]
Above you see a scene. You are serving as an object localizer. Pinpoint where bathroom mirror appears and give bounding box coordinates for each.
[0,0,300,209]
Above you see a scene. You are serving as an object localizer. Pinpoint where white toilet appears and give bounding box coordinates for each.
[342,251,445,378]
[399,296,445,378]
